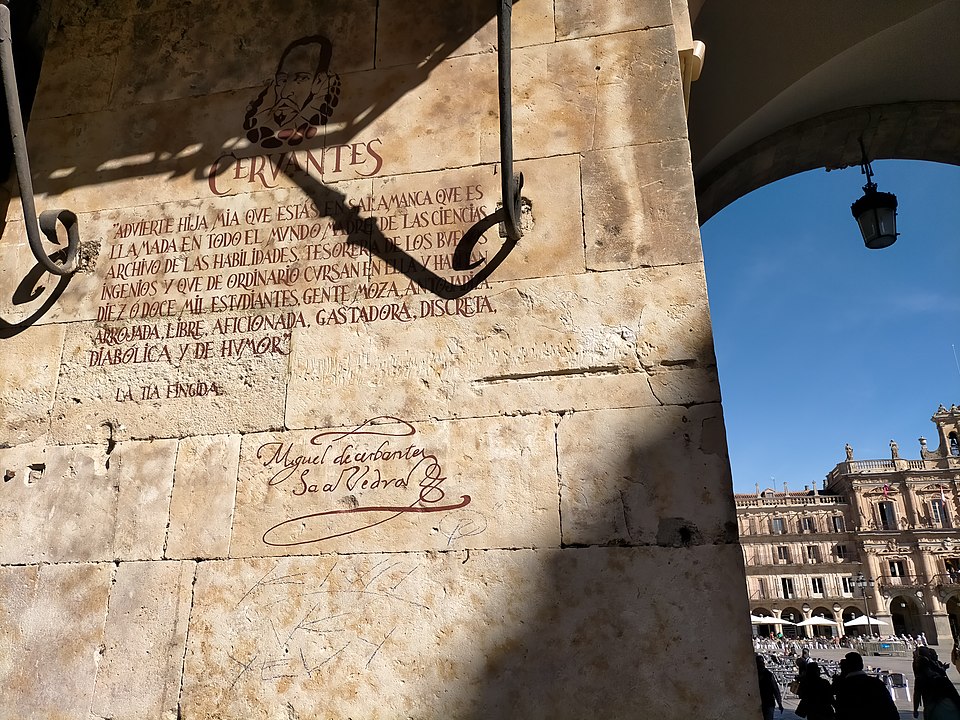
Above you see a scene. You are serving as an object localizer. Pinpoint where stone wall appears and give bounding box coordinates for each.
[0,1,757,717]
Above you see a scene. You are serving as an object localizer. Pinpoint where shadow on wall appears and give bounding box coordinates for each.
[440,398,759,719]
[0,0,515,331]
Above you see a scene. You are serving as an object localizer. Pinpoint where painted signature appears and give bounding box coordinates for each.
[259,417,471,546]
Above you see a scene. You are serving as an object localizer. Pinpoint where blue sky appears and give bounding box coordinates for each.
[700,160,960,495]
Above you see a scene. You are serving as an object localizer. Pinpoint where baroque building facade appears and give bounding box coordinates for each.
[738,405,960,645]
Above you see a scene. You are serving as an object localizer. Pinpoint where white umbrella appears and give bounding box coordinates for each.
[843,616,889,627]
[753,615,797,625]
[796,616,840,627]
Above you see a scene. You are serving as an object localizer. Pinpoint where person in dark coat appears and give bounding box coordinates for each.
[913,646,960,719]
[833,651,899,720]
[796,662,835,720]
[756,654,784,720]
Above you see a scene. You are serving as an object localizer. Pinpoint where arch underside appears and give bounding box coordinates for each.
[696,101,960,224]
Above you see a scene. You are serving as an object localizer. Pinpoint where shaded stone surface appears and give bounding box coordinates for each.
[558,403,735,547]
[555,0,674,39]
[181,546,757,720]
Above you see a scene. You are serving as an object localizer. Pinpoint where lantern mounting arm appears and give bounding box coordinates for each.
[858,137,876,192]
[0,0,78,276]
[497,0,523,242]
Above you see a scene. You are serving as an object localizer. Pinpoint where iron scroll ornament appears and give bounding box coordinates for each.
[0,0,79,276]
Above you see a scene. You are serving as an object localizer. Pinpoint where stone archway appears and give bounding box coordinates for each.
[810,606,838,638]
[689,0,960,223]
[780,606,803,639]
[695,101,960,223]
[890,595,924,637]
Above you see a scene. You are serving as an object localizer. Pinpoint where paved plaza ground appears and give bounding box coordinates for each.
[766,647,960,719]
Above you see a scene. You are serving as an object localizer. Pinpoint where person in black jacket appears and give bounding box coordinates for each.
[756,654,783,720]
[833,652,899,720]
[912,646,960,719]
[796,662,835,720]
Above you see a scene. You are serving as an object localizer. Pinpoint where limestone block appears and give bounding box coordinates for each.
[0,442,117,563]
[558,403,736,547]
[180,546,757,719]
[231,414,560,556]
[51,318,288,444]
[0,563,111,718]
[555,0,674,40]
[31,17,123,119]
[0,323,65,444]
[0,439,177,563]
[367,154,585,284]
[0,219,98,326]
[113,439,178,559]
[286,265,711,429]
[480,29,689,162]
[0,565,38,696]
[376,0,554,68]
[166,434,241,559]
[648,366,722,407]
[582,140,702,270]
[106,0,377,109]
[92,560,196,720]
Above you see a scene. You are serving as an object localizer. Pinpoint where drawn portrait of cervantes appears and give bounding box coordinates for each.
[243,35,341,149]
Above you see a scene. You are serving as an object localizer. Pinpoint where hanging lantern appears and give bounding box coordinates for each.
[850,140,898,249]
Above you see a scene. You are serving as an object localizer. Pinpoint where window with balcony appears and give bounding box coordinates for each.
[932,499,951,528]
[810,577,825,595]
[878,501,897,530]
[781,578,795,599]
[806,545,821,563]
[801,517,817,533]
[889,560,906,577]
[835,544,848,561]
[832,516,845,532]
[777,546,791,564]
[841,577,854,595]
[771,517,787,534]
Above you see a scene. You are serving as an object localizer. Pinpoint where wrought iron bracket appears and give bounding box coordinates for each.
[497,0,523,242]
[0,0,78,275]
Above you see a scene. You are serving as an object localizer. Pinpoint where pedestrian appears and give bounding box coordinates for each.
[796,662,835,720]
[757,654,784,720]
[951,640,960,676]
[913,646,960,719]
[833,651,899,720]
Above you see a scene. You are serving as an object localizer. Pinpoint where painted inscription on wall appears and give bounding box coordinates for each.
[256,416,470,547]
[90,174,498,403]
[80,33,505,406]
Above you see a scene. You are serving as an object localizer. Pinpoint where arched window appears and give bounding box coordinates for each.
[950,432,959,457]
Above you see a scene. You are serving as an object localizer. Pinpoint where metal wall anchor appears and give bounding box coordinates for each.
[0,1,78,275]
[497,0,523,242]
